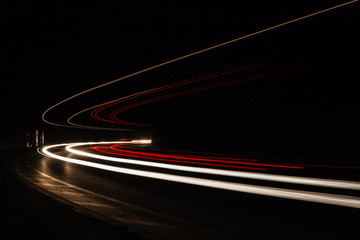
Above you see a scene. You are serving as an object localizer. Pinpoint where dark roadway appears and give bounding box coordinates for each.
[3,148,359,240]
[1,1,359,239]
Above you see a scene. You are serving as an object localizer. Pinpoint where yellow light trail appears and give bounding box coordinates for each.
[42,1,358,130]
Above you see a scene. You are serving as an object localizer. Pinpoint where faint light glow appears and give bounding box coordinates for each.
[41,130,45,145]
[35,130,39,147]
[40,141,360,208]
[132,139,152,144]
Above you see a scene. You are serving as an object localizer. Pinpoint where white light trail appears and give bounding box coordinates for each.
[132,139,152,144]
[64,141,360,191]
[41,142,360,209]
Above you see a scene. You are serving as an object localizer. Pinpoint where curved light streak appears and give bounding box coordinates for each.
[42,0,358,130]
[106,67,303,127]
[98,63,266,126]
[97,64,263,117]
[68,66,304,129]
[44,141,360,190]
[92,145,268,171]
[118,145,313,161]
[41,141,360,209]
[93,144,303,170]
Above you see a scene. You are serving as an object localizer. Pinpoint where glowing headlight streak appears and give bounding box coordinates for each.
[41,142,360,209]
[60,142,360,191]
[42,0,358,130]
[132,139,152,144]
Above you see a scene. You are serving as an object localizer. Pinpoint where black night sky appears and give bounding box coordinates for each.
[1,0,359,156]
[1,2,360,240]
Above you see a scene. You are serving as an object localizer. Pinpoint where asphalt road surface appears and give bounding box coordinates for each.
[12,143,360,240]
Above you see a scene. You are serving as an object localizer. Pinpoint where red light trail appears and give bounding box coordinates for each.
[90,65,305,127]
[90,62,267,126]
[91,143,304,170]
[38,1,360,210]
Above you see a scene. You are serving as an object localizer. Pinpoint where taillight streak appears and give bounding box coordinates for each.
[91,62,268,126]
[109,67,305,126]
[92,145,267,170]
[91,144,303,170]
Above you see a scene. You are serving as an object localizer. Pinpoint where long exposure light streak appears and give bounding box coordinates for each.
[89,62,266,126]
[118,145,313,161]
[92,144,303,170]
[108,144,259,162]
[42,0,358,130]
[43,141,360,190]
[106,67,304,126]
[37,1,360,214]
[41,141,360,209]
[93,148,268,171]
[68,66,304,128]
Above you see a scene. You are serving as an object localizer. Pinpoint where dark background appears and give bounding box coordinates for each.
[1,0,359,157]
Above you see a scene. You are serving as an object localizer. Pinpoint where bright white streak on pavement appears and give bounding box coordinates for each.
[64,141,360,191]
[41,142,360,209]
